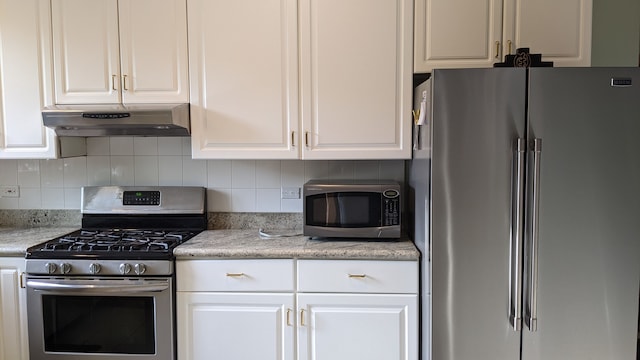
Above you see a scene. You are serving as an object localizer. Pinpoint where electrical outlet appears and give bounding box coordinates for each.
[0,185,20,198]
[281,187,301,199]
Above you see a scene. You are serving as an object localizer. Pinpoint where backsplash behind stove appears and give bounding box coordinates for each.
[0,137,404,213]
[0,209,302,230]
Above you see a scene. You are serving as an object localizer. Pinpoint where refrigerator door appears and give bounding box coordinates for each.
[430,68,526,360]
[522,67,640,360]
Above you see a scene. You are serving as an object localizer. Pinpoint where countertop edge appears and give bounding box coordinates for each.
[174,230,420,261]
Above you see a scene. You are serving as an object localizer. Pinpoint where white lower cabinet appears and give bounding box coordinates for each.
[177,259,295,360]
[0,258,28,360]
[297,294,417,360]
[177,259,418,360]
[177,292,295,360]
[297,260,418,360]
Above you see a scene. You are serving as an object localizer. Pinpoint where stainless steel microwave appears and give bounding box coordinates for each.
[303,180,401,239]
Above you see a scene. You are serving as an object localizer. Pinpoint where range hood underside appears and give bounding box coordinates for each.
[43,103,191,137]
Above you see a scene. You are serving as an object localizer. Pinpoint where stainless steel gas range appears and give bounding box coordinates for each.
[25,186,207,360]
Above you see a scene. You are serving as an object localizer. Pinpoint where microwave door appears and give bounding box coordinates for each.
[326,194,338,226]
[337,194,373,226]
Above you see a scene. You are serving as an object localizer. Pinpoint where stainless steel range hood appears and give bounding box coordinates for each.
[42,103,190,136]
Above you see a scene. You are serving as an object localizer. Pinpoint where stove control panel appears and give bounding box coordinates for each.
[123,191,161,206]
[27,259,173,276]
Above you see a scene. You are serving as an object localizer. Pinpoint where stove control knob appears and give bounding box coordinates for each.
[119,263,132,275]
[45,262,57,274]
[60,263,72,274]
[89,263,101,274]
[134,263,146,275]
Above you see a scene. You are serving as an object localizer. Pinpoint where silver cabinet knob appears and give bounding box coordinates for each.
[89,263,101,274]
[60,263,72,274]
[134,263,146,275]
[45,262,57,274]
[119,263,132,275]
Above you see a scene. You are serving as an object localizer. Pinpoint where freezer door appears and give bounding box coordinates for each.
[523,67,640,360]
[430,68,526,360]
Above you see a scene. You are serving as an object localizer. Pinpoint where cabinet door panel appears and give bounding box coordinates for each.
[505,0,592,66]
[177,292,294,360]
[188,0,299,159]
[119,0,189,103]
[297,293,418,360]
[0,258,27,360]
[300,0,412,159]
[51,0,120,104]
[0,0,57,158]
[414,0,503,72]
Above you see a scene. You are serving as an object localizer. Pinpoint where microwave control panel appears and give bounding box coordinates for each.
[383,189,400,226]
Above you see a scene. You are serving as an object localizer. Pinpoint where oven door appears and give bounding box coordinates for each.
[26,277,173,360]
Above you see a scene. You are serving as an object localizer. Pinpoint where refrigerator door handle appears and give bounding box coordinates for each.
[525,138,542,332]
[509,138,526,331]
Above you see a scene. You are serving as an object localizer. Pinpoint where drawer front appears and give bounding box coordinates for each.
[177,259,294,292]
[297,260,418,294]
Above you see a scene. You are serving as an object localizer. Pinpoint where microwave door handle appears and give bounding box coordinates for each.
[26,280,170,293]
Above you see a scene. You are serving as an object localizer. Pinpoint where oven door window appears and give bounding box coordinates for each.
[42,295,155,354]
[306,192,381,227]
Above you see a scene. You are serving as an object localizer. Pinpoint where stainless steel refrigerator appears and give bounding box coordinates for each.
[408,67,640,360]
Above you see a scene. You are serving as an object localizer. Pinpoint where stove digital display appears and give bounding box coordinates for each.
[123,191,161,205]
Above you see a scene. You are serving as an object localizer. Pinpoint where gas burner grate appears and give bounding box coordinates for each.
[29,229,200,259]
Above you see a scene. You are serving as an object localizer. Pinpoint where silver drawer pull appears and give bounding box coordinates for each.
[348,274,366,278]
[226,272,245,277]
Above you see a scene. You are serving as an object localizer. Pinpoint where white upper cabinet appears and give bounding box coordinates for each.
[0,0,59,159]
[188,0,299,159]
[414,0,592,72]
[51,0,189,104]
[504,0,592,67]
[189,0,412,160]
[298,0,412,160]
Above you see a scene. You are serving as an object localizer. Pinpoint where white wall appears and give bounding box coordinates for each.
[0,137,404,212]
[591,0,640,66]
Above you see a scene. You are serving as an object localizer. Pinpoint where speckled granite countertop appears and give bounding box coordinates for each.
[174,230,420,261]
[0,218,420,260]
[0,227,79,256]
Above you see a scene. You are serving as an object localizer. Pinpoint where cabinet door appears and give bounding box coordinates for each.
[0,258,28,360]
[51,0,121,104]
[297,293,418,360]
[0,0,58,159]
[177,292,294,360]
[414,0,504,72]
[188,0,299,159]
[299,0,412,160]
[504,0,592,66]
[118,0,189,103]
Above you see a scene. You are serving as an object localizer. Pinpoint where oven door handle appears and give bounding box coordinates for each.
[26,279,170,293]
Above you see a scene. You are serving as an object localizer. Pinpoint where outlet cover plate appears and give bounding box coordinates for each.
[0,185,20,198]
[281,187,301,199]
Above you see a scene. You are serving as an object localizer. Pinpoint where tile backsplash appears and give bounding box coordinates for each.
[0,137,405,212]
